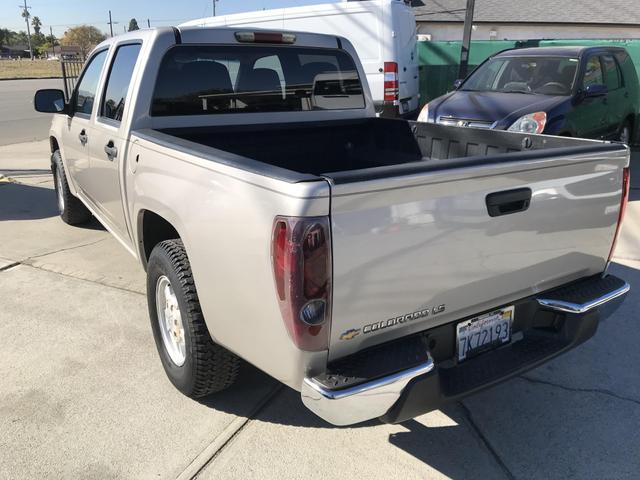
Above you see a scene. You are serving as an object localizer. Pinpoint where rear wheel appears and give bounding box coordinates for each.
[147,239,240,397]
[52,150,91,225]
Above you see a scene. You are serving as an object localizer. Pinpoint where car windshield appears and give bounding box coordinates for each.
[151,45,366,116]
[461,56,579,95]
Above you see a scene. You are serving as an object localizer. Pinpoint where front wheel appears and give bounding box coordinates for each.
[52,150,91,225]
[147,239,240,398]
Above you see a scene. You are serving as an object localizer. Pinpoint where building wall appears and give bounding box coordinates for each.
[416,22,640,41]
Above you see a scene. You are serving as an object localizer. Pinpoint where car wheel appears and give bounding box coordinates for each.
[147,239,240,398]
[618,120,632,145]
[52,150,92,225]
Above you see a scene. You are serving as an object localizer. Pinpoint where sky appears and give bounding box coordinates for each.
[0,0,335,37]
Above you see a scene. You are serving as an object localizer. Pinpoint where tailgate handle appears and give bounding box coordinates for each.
[486,188,532,217]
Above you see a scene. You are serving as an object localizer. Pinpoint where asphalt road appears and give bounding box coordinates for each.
[0,141,638,479]
[0,79,62,146]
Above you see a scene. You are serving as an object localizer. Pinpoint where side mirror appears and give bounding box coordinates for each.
[453,79,464,89]
[34,89,66,113]
[584,84,608,98]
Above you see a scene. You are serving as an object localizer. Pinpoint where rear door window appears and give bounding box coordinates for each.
[151,45,365,116]
[100,43,142,122]
[602,54,622,91]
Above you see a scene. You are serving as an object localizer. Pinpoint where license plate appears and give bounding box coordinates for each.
[456,306,514,362]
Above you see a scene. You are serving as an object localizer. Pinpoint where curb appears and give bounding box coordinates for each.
[0,77,63,81]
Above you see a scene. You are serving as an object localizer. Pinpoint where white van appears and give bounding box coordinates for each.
[180,0,419,118]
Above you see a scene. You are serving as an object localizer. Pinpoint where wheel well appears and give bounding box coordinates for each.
[140,210,180,265]
[49,136,59,153]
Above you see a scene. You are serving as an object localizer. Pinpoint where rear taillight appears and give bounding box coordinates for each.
[271,216,332,351]
[607,167,631,264]
[384,61,399,103]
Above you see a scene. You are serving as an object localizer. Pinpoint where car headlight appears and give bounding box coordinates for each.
[507,112,547,134]
[417,104,430,123]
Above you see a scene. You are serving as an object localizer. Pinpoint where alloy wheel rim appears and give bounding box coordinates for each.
[155,275,186,366]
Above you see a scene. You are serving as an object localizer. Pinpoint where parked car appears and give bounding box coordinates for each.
[34,27,630,426]
[418,46,640,144]
[180,0,420,118]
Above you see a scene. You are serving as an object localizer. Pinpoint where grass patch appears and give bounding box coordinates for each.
[0,59,62,79]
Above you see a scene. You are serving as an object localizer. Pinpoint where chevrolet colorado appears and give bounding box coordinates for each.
[34,26,630,426]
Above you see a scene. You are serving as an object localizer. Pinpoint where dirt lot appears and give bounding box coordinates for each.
[0,59,62,79]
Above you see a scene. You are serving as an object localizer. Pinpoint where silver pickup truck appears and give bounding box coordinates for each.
[34,26,630,426]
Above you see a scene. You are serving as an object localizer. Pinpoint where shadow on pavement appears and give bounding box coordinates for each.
[0,181,105,231]
[0,182,58,221]
[198,363,381,429]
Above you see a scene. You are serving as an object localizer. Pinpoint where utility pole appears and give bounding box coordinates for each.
[49,25,54,58]
[458,0,475,79]
[19,0,33,60]
[147,18,150,28]
[213,0,218,16]
[108,10,115,37]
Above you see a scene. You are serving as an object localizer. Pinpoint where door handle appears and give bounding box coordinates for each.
[104,141,118,159]
[486,188,532,217]
[78,129,88,145]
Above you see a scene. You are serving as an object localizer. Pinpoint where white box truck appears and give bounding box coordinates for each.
[180,0,420,118]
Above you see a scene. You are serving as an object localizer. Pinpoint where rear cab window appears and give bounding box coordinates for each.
[151,45,365,116]
[100,43,143,123]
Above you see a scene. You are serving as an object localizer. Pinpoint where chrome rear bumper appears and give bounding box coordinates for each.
[301,359,434,426]
[301,274,629,426]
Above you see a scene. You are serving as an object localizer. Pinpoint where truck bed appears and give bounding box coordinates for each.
[156,118,616,180]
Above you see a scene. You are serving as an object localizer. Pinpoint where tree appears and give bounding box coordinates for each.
[46,31,57,45]
[31,16,42,35]
[13,31,29,46]
[128,18,139,32]
[0,28,11,47]
[61,25,106,58]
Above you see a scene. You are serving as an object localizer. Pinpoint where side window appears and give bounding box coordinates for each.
[602,54,622,91]
[582,56,604,89]
[74,50,108,116]
[101,44,142,122]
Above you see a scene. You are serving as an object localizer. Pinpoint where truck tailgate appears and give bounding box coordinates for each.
[327,145,629,360]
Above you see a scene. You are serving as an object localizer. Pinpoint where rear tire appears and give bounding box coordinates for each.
[147,239,240,398]
[52,150,91,225]
[617,119,632,145]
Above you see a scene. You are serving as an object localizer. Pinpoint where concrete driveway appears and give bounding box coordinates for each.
[0,140,639,480]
